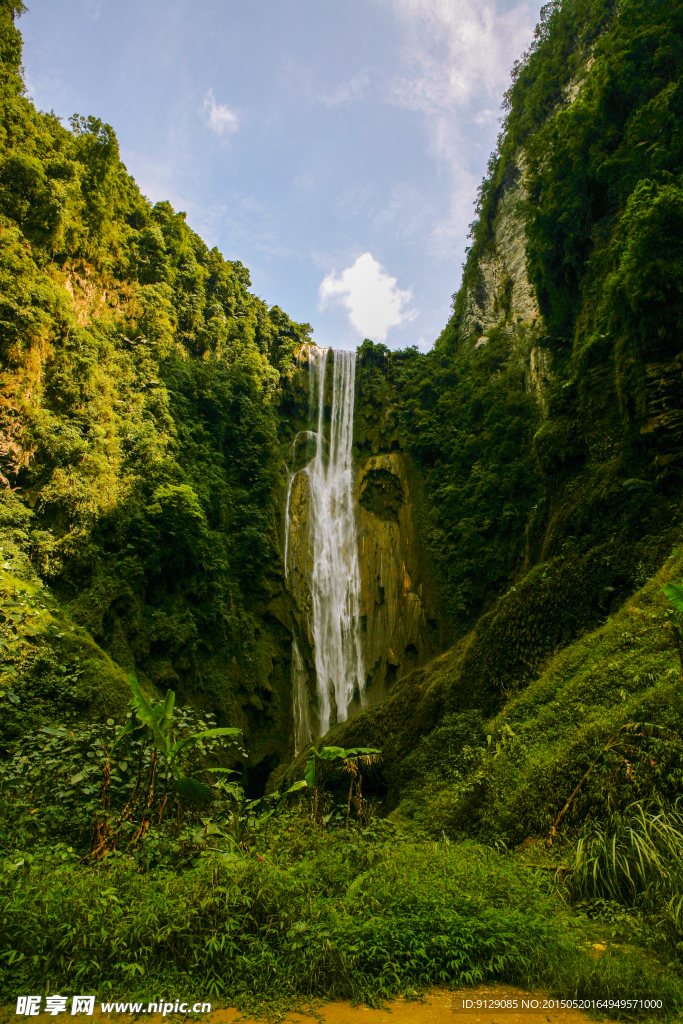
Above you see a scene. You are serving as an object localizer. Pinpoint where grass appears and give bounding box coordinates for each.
[2,825,683,1019]
[4,544,683,1018]
[570,803,683,904]
[481,549,683,840]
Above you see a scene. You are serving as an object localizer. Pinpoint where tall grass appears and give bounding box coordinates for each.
[568,802,683,954]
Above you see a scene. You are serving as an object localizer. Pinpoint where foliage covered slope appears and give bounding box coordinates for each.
[3,0,683,1009]
[0,0,310,764]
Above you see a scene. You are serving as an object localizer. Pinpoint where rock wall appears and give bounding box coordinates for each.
[458,151,554,415]
[355,451,437,704]
[282,423,438,739]
[459,62,594,413]
[461,152,540,345]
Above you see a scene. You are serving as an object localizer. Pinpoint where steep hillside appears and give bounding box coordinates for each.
[0,0,311,775]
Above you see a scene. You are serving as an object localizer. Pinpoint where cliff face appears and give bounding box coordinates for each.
[461,153,539,344]
[460,152,553,411]
[283,450,436,723]
[280,348,438,740]
[355,451,437,700]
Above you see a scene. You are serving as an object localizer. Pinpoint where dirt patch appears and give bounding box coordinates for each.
[213,986,597,1022]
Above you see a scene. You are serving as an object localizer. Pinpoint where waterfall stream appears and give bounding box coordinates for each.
[286,346,365,747]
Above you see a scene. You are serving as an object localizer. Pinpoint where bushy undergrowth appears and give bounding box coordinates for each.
[0,703,244,865]
[2,828,682,1017]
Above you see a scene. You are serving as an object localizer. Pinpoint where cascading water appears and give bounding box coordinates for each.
[285,345,365,745]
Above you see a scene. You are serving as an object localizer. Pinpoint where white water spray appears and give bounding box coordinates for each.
[285,346,365,739]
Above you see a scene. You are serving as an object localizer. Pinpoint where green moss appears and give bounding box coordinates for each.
[0,533,129,749]
[381,548,683,846]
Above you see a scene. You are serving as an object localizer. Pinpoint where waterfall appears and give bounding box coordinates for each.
[285,345,365,739]
[309,348,365,735]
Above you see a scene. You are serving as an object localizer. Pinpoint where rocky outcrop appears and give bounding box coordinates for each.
[460,61,595,413]
[460,151,553,413]
[461,152,540,346]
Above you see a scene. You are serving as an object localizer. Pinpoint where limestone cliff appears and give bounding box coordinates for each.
[284,449,437,726]
[460,152,540,345]
[355,451,437,701]
[457,60,597,412]
[280,347,438,742]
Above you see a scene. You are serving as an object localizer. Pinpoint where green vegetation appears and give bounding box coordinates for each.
[351,0,683,650]
[4,826,683,1016]
[3,0,683,1014]
[335,0,683,1005]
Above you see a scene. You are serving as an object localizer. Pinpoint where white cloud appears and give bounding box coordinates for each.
[203,89,239,136]
[379,0,536,263]
[317,71,370,108]
[319,253,417,342]
[387,0,532,115]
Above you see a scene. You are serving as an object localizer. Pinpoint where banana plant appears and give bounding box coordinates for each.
[304,745,381,823]
[201,778,308,851]
[662,581,683,677]
[114,674,242,823]
[88,676,245,860]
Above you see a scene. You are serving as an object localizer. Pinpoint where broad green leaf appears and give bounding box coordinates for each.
[160,689,176,736]
[113,717,138,747]
[128,674,169,754]
[194,726,242,740]
[662,582,683,614]
[127,674,155,728]
[174,776,213,803]
[284,779,308,795]
[305,752,317,789]
[318,746,347,759]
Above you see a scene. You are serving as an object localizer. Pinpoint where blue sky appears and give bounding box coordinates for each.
[20,0,542,351]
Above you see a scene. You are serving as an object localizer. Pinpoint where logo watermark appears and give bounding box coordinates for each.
[451,994,665,1014]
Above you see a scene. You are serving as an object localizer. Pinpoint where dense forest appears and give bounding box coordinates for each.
[3,0,683,1016]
